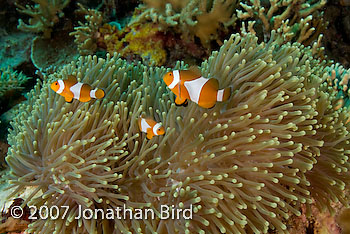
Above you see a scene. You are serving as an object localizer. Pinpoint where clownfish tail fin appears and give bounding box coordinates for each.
[95,89,105,99]
[217,87,231,102]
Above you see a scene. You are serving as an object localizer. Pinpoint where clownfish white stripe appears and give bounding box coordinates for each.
[90,89,97,98]
[70,82,83,100]
[217,89,224,102]
[140,118,151,132]
[153,123,162,135]
[57,80,65,94]
[169,70,180,89]
[184,77,208,103]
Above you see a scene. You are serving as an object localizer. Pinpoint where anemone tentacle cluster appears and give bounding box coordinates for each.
[6,31,350,233]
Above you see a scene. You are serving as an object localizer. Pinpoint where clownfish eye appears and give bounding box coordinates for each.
[169,73,172,76]
[157,128,161,132]
[55,82,58,85]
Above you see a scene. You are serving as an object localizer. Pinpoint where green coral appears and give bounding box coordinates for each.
[5,31,350,234]
[69,3,104,56]
[16,0,70,38]
[0,67,29,98]
[131,0,238,47]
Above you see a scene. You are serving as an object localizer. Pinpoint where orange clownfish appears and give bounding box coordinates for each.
[138,117,165,139]
[163,68,231,108]
[50,75,105,103]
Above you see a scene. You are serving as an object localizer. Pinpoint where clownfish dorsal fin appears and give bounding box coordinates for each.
[67,75,78,83]
[188,65,202,77]
[207,78,219,90]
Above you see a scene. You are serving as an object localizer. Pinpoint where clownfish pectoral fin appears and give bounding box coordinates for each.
[146,128,154,140]
[175,95,187,106]
[65,96,73,103]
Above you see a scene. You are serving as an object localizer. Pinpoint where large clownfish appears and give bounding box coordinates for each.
[163,68,231,108]
[50,75,105,103]
[138,117,165,140]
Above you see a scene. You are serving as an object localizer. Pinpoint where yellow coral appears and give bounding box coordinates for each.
[102,23,166,66]
[193,0,237,46]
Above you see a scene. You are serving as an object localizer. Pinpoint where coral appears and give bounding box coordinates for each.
[5,31,350,233]
[31,34,79,73]
[237,0,327,44]
[287,203,343,234]
[191,0,238,46]
[15,0,71,38]
[101,22,167,66]
[131,0,238,47]
[69,4,104,56]
[0,217,30,233]
[70,4,167,65]
[0,67,30,98]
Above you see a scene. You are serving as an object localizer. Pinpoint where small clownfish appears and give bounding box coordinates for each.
[163,67,231,108]
[138,117,165,140]
[50,75,105,103]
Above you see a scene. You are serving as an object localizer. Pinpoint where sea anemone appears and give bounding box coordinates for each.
[6,32,350,233]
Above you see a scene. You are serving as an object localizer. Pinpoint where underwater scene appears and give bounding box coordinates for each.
[1,0,350,233]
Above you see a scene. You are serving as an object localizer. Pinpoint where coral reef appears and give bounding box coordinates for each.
[0,67,30,98]
[131,0,238,47]
[15,0,71,38]
[237,0,327,44]
[0,198,32,233]
[101,22,167,66]
[69,3,104,56]
[5,30,350,234]
[0,217,30,233]
[287,203,342,234]
[70,4,167,65]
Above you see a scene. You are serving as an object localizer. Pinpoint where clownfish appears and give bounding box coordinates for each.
[50,75,105,103]
[163,67,231,108]
[138,117,165,139]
